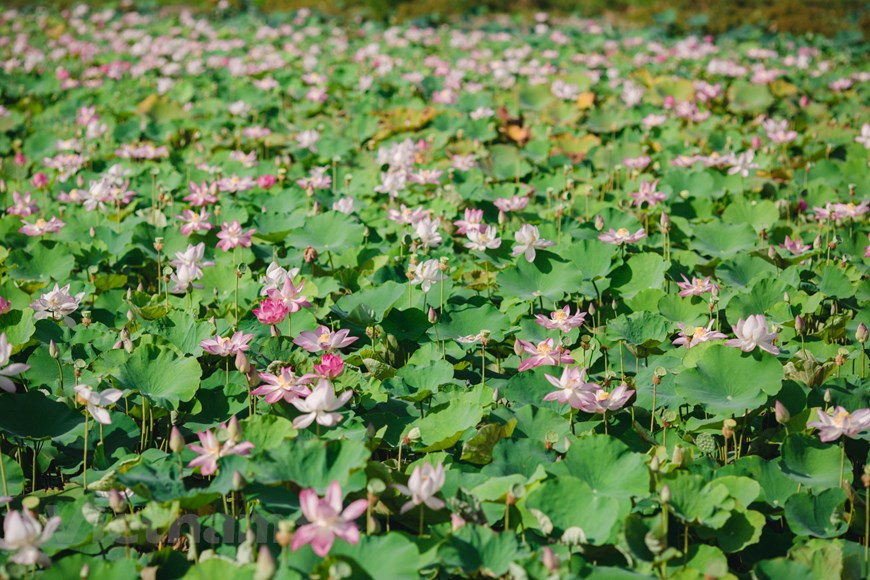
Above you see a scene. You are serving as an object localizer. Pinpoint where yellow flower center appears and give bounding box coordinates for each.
[616,227,629,237]
[692,326,707,339]
[318,332,330,345]
[537,343,552,356]
[596,391,611,402]
[833,411,850,427]
[35,218,47,228]
[553,310,567,322]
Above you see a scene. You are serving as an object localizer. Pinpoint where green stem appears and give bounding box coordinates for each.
[83,413,89,491]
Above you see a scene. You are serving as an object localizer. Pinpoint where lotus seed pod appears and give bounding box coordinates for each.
[696,432,716,455]
[275,521,294,548]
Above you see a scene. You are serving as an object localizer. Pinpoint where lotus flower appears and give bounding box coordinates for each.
[187,428,254,476]
[73,384,124,425]
[291,481,367,557]
[0,333,29,393]
[516,338,574,371]
[543,366,599,408]
[216,220,256,251]
[675,275,719,297]
[725,314,779,355]
[291,379,353,429]
[252,367,315,404]
[672,321,727,349]
[576,384,635,414]
[535,306,586,333]
[30,284,85,322]
[598,227,646,246]
[410,259,446,293]
[807,406,870,442]
[0,509,61,567]
[511,224,554,262]
[294,326,358,353]
[394,462,446,513]
[200,331,254,357]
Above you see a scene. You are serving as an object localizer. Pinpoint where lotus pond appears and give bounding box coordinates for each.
[0,4,868,579]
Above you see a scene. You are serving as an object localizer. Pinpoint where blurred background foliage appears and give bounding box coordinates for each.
[5,0,868,38]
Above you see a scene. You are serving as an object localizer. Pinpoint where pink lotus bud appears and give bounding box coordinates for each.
[14,153,27,167]
[428,307,438,324]
[314,353,344,379]
[594,215,604,231]
[0,297,11,315]
[751,136,762,150]
[256,174,277,190]
[774,400,790,424]
[169,427,185,454]
[253,298,288,325]
[31,172,48,189]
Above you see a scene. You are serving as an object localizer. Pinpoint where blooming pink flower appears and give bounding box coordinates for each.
[831,201,869,221]
[266,278,311,313]
[30,173,48,189]
[314,354,345,379]
[672,321,727,349]
[294,326,359,353]
[0,333,29,393]
[291,481,367,557]
[394,462,446,513]
[779,235,810,255]
[7,192,38,217]
[807,406,870,442]
[629,180,666,208]
[217,174,256,193]
[453,208,483,235]
[388,204,431,226]
[0,298,10,315]
[253,298,289,325]
[216,220,256,251]
[18,216,64,236]
[291,379,353,429]
[543,366,598,408]
[177,209,213,236]
[725,314,779,355]
[200,331,254,357]
[252,367,316,404]
[576,383,635,414]
[30,284,84,321]
[516,338,574,372]
[493,195,529,213]
[187,428,254,476]
[512,224,554,262]
[535,306,587,333]
[598,227,646,246]
[184,181,218,206]
[676,275,719,297]
[297,166,331,190]
[465,225,502,251]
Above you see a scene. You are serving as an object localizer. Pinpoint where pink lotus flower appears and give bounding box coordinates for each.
[410,259,446,293]
[598,227,646,246]
[512,224,554,262]
[177,209,213,236]
[453,208,484,235]
[807,406,870,442]
[465,225,502,251]
[629,180,666,208]
[0,297,10,315]
[294,326,359,353]
[543,366,599,408]
[252,367,315,404]
[779,235,810,255]
[291,379,353,429]
[30,284,85,321]
[0,333,29,393]
[200,331,254,357]
[266,278,311,313]
[676,275,719,297]
[187,428,254,476]
[493,195,530,213]
[291,481,367,557]
[576,383,635,414]
[388,204,431,226]
[725,314,779,355]
[535,306,586,333]
[314,354,345,379]
[184,181,218,206]
[0,508,61,567]
[18,216,64,236]
[253,298,289,325]
[216,220,256,251]
[257,174,277,189]
[73,384,123,425]
[516,338,574,372]
[7,191,38,217]
[169,243,214,293]
[672,321,727,349]
[394,462,446,513]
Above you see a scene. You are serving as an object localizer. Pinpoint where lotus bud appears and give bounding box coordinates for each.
[227,416,241,442]
[863,465,870,489]
[824,389,832,403]
[406,427,421,442]
[169,427,185,454]
[80,564,90,579]
[255,545,276,580]
[233,471,245,491]
[649,456,660,472]
[235,351,251,374]
[109,489,126,514]
[498,210,507,226]
[660,212,669,231]
[671,446,683,467]
[514,338,524,357]
[428,307,438,324]
[767,246,776,259]
[275,521,294,548]
[588,303,596,316]
[451,513,466,531]
[857,323,868,344]
[542,546,560,574]
[660,484,670,504]
[774,400,790,424]
[594,214,605,231]
[813,235,822,250]
[49,340,59,359]
[795,315,804,334]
